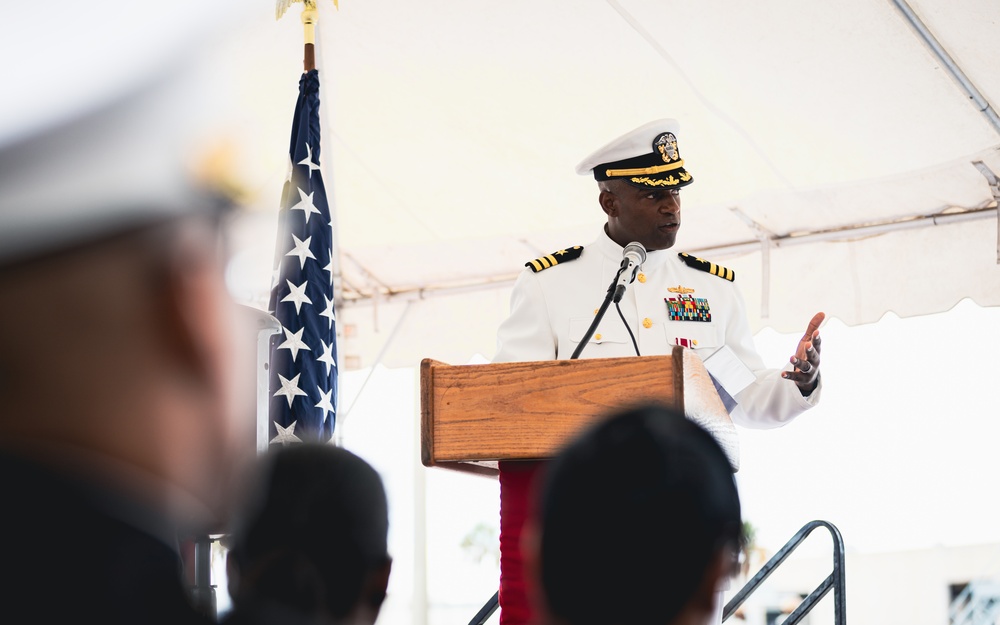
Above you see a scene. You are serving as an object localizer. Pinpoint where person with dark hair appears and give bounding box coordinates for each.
[526,404,742,625]
[224,443,392,625]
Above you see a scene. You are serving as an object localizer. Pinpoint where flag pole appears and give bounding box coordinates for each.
[305,0,346,443]
[302,1,317,72]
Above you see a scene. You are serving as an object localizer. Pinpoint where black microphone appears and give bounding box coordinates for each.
[612,241,646,303]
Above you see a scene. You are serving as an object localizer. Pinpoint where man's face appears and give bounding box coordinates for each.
[601,182,682,251]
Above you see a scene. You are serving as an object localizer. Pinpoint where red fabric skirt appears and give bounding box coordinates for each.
[498,460,545,625]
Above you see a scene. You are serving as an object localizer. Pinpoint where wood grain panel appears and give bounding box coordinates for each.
[420,349,684,468]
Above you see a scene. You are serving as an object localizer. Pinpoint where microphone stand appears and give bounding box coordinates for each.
[570,265,628,360]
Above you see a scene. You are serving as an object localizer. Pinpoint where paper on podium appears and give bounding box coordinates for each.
[702,344,755,398]
[681,348,740,472]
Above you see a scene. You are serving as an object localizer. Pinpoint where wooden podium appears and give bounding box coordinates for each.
[420,346,739,476]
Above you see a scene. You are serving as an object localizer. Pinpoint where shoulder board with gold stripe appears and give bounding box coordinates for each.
[678,252,735,282]
[525,246,584,273]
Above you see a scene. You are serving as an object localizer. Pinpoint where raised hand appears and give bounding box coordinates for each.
[782,312,824,395]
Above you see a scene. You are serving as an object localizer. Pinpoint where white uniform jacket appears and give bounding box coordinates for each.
[493,229,820,429]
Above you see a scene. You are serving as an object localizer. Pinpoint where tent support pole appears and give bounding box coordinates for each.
[412,381,428,625]
[760,239,771,320]
[972,162,1000,264]
[730,207,776,320]
[334,206,998,309]
[891,0,1000,137]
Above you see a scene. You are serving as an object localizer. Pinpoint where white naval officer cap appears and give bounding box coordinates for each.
[575,119,694,190]
[0,0,253,265]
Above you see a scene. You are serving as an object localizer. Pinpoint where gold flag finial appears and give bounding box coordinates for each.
[276,0,337,23]
[276,0,338,72]
[301,0,318,45]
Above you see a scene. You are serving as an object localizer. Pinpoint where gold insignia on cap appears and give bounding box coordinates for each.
[525,245,584,273]
[191,136,252,204]
[630,175,681,187]
[654,132,680,163]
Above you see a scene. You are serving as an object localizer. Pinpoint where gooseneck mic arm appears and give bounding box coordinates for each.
[570,267,623,360]
[570,241,647,360]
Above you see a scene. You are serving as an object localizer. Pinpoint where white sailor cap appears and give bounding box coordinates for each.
[0,0,251,265]
[575,119,694,189]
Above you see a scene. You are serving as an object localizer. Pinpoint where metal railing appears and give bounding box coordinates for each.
[468,591,499,625]
[723,520,846,624]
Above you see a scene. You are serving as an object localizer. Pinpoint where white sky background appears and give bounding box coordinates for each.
[740,298,1000,556]
[328,298,1000,625]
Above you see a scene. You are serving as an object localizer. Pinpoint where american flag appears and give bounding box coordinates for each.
[267,69,337,444]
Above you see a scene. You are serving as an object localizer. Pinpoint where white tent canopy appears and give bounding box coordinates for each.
[224,0,1000,369]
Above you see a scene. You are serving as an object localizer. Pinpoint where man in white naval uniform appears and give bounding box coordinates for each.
[494,232,822,425]
[491,119,824,625]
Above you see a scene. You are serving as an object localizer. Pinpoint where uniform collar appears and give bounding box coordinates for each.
[595,226,674,269]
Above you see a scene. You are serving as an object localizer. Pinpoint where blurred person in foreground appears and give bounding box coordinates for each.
[524,404,742,625]
[0,2,254,622]
[223,443,392,625]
